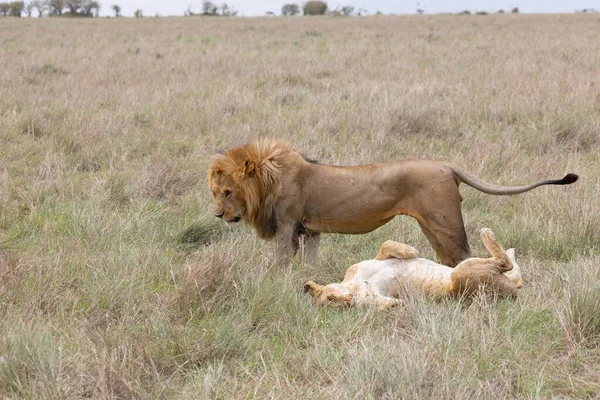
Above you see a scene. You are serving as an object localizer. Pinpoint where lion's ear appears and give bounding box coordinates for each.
[241,160,256,176]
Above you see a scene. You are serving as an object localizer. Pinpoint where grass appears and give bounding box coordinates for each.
[0,13,599,398]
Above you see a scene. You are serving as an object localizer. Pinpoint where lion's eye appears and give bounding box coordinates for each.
[225,190,232,198]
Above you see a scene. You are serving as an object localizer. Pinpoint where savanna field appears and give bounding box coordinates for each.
[1,13,600,398]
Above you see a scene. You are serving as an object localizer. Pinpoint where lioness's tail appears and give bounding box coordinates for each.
[452,167,578,195]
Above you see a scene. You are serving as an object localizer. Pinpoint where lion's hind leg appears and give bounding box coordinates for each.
[375,240,419,261]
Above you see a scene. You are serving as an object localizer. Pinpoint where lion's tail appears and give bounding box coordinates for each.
[452,167,578,195]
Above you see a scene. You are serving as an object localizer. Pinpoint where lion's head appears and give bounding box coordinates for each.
[207,139,295,239]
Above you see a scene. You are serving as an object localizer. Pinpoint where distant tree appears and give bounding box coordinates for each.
[85,0,99,16]
[134,8,142,17]
[303,1,326,15]
[25,1,33,15]
[66,0,99,16]
[65,0,80,14]
[111,3,119,16]
[511,7,519,13]
[0,1,9,14]
[9,0,24,15]
[340,5,353,15]
[220,2,237,15]
[415,1,424,14]
[357,7,367,15]
[30,0,43,15]
[183,5,193,15]
[46,0,64,15]
[497,9,505,13]
[202,0,216,15]
[281,3,299,16]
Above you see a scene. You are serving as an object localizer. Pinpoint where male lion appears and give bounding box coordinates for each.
[208,138,578,266]
[304,228,523,309]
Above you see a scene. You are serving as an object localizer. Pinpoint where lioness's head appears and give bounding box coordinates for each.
[303,281,353,308]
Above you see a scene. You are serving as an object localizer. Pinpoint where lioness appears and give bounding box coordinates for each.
[208,138,577,266]
[304,228,523,308]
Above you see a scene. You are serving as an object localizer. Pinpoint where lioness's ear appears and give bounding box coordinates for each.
[303,281,321,297]
[241,160,256,176]
[341,294,352,306]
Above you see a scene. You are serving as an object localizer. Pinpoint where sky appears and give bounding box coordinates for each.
[102,0,598,17]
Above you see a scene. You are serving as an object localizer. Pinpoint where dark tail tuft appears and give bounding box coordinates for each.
[561,173,579,185]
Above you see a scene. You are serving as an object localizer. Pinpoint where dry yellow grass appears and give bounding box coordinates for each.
[0,14,599,398]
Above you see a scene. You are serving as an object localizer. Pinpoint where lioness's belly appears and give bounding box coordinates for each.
[359,259,454,298]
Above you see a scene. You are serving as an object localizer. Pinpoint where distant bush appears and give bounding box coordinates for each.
[457,9,471,15]
[511,7,519,13]
[475,11,488,15]
[134,8,142,17]
[281,3,299,16]
[497,9,505,13]
[201,0,236,16]
[303,1,327,15]
[340,5,353,15]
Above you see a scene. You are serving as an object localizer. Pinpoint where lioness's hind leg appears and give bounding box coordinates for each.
[450,258,518,299]
[375,240,418,260]
[480,228,512,273]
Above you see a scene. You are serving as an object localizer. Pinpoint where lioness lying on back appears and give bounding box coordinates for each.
[304,228,523,308]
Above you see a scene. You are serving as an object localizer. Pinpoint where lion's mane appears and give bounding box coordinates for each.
[207,139,294,239]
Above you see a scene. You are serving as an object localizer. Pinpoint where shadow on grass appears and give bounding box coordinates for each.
[177,217,224,250]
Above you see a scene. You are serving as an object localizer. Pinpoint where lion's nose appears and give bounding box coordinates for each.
[215,212,224,219]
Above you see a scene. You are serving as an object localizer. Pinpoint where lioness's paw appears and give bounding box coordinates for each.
[479,227,496,242]
[379,299,403,310]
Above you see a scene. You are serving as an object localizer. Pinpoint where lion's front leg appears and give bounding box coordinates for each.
[302,232,321,265]
[290,222,321,265]
[274,224,296,266]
